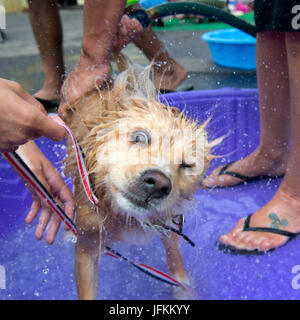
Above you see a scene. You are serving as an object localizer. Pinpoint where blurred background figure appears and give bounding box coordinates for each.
[125,1,190,93]
[28,0,191,111]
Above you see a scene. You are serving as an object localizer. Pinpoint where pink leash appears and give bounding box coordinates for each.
[2,115,192,292]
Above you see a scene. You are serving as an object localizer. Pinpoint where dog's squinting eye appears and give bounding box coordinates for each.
[130,130,150,145]
[180,162,193,169]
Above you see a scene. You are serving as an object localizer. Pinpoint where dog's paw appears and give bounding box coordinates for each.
[171,277,197,300]
[63,230,78,244]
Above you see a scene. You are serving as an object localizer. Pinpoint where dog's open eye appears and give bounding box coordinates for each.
[130,130,150,145]
[180,161,193,169]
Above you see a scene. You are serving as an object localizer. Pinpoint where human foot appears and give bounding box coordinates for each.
[34,87,61,103]
[203,147,288,188]
[219,186,300,252]
[153,59,187,92]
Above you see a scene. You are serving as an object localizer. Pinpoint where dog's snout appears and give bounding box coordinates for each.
[141,170,172,199]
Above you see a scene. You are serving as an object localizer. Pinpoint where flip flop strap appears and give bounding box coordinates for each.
[244,214,300,238]
[218,160,248,181]
[35,97,59,110]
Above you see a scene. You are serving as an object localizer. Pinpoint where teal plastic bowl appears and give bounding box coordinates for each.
[202,28,256,70]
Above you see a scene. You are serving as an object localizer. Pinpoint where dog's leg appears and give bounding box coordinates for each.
[75,230,102,300]
[161,232,187,282]
[161,232,194,299]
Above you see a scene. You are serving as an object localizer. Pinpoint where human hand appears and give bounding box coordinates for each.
[0,78,66,152]
[17,141,75,244]
[113,14,144,55]
[58,15,143,117]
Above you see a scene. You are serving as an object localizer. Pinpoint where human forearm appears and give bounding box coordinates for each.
[81,0,127,65]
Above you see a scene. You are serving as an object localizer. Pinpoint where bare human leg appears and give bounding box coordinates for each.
[203,32,290,188]
[28,0,65,102]
[125,4,187,91]
[219,32,300,252]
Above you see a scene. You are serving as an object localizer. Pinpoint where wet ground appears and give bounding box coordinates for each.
[0,7,256,95]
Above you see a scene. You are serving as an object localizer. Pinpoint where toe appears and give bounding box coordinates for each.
[259,239,273,251]
[219,219,274,252]
[203,166,243,188]
[252,235,267,247]
[219,234,231,245]
[202,167,221,187]
[219,218,245,245]
[259,234,289,251]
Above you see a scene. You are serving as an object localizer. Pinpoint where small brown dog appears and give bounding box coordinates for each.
[63,55,219,300]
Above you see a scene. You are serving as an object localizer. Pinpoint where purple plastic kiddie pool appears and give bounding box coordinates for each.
[1,88,300,300]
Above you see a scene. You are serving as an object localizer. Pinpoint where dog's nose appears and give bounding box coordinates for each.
[141,170,172,199]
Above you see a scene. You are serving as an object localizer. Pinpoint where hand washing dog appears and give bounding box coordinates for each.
[62,54,219,299]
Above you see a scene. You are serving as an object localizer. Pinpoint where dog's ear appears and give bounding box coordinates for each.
[62,105,74,122]
[97,77,114,91]
[112,52,156,100]
[111,52,130,72]
[89,172,97,196]
[89,171,107,200]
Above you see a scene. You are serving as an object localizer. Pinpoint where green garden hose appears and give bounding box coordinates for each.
[129,1,257,37]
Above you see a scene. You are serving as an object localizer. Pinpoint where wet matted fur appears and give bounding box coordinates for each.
[63,55,220,300]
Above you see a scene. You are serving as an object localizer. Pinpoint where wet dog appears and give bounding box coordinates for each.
[63,55,219,300]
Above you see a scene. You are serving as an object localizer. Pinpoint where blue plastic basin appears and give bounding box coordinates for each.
[2,89,300,300]
[202,28,256,70]
[140,0,167,9]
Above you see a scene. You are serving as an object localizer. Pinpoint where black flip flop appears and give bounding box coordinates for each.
[35,97,60,112]
[207,160,284,188]
[159,83,194,94]
[219,213,300,255]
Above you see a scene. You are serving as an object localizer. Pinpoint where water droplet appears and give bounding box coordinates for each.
[34,291,40,297]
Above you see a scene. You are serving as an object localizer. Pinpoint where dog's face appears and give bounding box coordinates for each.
[86,99,213,222]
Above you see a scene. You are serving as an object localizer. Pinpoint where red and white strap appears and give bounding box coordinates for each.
[2,151,77,235]
[105,247,192,291]
[51,115,99,205]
